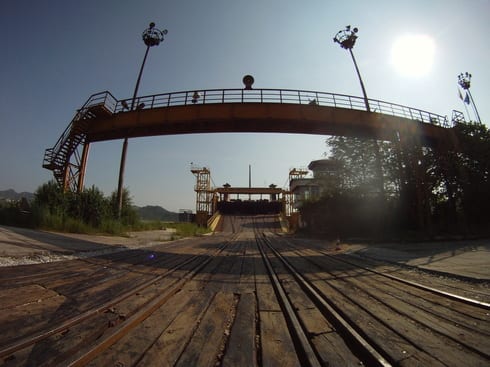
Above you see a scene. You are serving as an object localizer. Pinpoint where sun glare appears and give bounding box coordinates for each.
[390,34,435,77]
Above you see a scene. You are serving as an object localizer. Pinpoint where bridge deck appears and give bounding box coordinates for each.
[43,87,459,191]
[83,102,453,146]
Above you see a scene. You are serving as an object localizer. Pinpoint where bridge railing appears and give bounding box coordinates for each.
[108,88,449,127]
[79,91,118,116]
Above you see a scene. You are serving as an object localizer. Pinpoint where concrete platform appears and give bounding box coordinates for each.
[347,239,490,280]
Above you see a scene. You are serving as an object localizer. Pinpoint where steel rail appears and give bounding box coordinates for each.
[62,235,236,366]
[268,234,490,361]
[0,253,199,359]
[0,236,234,361]
[255,225,392,367]
[349,255,490,308]
[274,239,490,309]
[64,250,220,367]
[302,243,490,309]
[255,232,322,367]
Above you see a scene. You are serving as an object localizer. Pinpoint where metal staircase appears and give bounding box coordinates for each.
[43,91,117,191]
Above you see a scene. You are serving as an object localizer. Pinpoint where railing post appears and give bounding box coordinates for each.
[298,90,301,104]
[260,89,263,103]
[167,93,171,107]
[280,90,283,103]
[222,89,225,103]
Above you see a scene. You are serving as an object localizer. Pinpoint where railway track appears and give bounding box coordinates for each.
[0,215,488,366]
[257,227,490,366]
[253,220,391,366]
[0,234,237,366]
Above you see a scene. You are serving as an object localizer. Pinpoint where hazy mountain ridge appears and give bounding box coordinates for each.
[0,189,35,201]
[136,205,179,222]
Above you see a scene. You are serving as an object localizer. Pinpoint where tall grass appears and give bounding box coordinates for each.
[165,222,211,238]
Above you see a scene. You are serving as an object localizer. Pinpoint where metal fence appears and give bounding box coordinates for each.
[83,88,450,127]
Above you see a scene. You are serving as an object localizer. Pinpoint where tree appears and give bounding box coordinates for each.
[326,136,396,196]
[33,182,140,231]
[109,188,139,226]
[33,181,67,216]
[67,186,108,227]
[449,122,490,230]
[297,136,399,238]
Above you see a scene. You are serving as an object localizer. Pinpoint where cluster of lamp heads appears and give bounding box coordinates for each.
[458,72,472,90]
[333,25,359,50]
[142,22,168,47]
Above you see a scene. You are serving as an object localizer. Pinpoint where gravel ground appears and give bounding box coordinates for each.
[0,225,177,267]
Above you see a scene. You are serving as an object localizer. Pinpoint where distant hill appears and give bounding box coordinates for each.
[0,189,34,201]
[136,205,179,222]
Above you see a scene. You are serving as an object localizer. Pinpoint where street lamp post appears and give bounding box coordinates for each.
[117,22,168,217]
[333,25,370,112]
[457,72,482,123]
[333,24,387,224]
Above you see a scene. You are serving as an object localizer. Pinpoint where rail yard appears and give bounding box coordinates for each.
[0,216,489,366]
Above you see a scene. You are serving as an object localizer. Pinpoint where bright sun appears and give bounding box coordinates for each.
[390,34,435,77]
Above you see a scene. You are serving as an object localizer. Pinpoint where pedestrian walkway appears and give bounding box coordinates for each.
[349,240,490,280]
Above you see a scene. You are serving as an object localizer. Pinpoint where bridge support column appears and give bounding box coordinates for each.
[117,138,129,218]
[62,165,71,193]
[60,141,90,193]
[77,142,90,193]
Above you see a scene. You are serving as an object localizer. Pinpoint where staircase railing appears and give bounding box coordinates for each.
[43,91,117,170]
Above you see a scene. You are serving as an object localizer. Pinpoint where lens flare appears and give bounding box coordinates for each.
[390,34,435,77]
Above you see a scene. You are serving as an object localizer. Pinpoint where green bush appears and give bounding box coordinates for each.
[24,181,139,234]
[1,182,208,239]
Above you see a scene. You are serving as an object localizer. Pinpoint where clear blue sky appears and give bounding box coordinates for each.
[1,0,489,211]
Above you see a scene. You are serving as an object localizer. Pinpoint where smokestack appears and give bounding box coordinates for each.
[249,164,251,188]
[249,164,251,200]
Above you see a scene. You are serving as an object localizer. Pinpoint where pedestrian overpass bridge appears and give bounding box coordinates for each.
[43,87,459,192]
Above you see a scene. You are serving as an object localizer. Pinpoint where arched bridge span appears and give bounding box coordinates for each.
[43,88,458,192]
